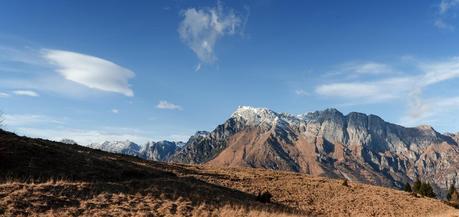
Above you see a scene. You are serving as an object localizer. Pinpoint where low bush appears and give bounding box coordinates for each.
[256,191,272,203]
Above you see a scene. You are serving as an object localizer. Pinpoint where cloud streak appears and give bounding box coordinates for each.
[435,0,459,30]
[43,49,135,97]
[178,4,243,64]
[316,78,412,102]
[316,57,459,126]
[3,114,63,126]
[0,92,10,97]
[156,101,182,110]
[13,90,39,97]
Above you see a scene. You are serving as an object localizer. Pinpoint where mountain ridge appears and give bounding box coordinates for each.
[168,106,459,197]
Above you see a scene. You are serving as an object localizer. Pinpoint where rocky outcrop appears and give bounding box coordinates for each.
[169,106,459,197]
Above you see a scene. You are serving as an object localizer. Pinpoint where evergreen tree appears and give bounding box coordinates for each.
[403,183,412,192]
[447,184,457,201]
[419,182,436,198]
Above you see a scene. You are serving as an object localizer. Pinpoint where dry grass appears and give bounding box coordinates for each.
[2,166,459,217]
[1,129,459,216]
[0,180,301,217]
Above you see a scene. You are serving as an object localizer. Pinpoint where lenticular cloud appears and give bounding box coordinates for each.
[43,49,135,97]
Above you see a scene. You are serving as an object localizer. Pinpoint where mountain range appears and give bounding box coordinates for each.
[87,140,184,161]
[2,128,457,216]
[84,106,459,197]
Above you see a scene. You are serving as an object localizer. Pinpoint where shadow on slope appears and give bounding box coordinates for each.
[0,130,304,216]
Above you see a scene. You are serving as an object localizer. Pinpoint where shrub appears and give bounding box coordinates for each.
[416,182,436,198]
[403,183,412,192]
[413,179,422,193]
[447,184,457,201]
[411,179,436,198]
[451,191,459,203]
[256,191,272,203]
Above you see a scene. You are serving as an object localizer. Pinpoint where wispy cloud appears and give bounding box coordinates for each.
[3,114,63,126]
[0,92,9,97]
[434,18,455,30]
[178,4,243,64]
[13,90,39,97]
[0,46,136,98]
[194,63,202,72]
[439,0,459,14]
[316,77,412,102]
[295,89,309,96]
[43,49,135,97]
[156,100,182,110]
[111,109,119,114]
[316,57,459,126]
[435,0,459,30]
[343,62,394,76]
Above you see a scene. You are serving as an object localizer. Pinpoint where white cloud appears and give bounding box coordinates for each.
[13,90,39,97]
[401,96,459,126]
[435,0,459,30]
[440,0,459,14]
[419,57,459,86]
[156,101,182,110]
[344,62,393,76]
[316,77,412,102]
[112,109,119,114]
[434,18,455,30]
[3,114,63,126]
[178,4,243,63]
[295,89,309,96]
[317,57,459,126]
[0,92,9,97]
[42,49,135,97]
[194,63,202,72]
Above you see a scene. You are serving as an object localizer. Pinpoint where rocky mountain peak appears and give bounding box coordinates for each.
[231,106,279,125]
[416,124,436,132]
[300,108,344,122]
[170,106,459,197]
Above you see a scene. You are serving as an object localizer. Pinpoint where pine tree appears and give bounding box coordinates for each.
[419,182,436,198]
[403,183,412,192]
[447,184,456,201]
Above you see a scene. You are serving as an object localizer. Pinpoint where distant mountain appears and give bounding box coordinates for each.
[2,129,456,216]
[87,140,184,162]
[140,141,184,161]
[170,106,459,197]
[88,140,143,156]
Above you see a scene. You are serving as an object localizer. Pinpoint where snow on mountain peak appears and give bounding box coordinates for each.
[231,106,279,125]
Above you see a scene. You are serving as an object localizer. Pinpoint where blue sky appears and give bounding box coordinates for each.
[1,0,459,144]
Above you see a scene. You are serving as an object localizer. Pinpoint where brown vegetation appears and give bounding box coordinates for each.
[1,130,459,216]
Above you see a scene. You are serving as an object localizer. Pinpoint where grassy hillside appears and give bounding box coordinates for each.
[0,130,458,216]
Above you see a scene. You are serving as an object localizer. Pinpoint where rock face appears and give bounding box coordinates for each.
[140,141,183,161]
[170,106,459,197]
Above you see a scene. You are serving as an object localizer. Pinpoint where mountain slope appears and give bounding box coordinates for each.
[0,129,458,216]
[170,106,459,196]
